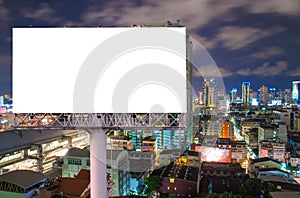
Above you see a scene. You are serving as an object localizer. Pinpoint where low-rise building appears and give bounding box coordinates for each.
[107,136,132,150]
[245,128,258,149]
[248,157,282,178]
[200,162,245,194]
[259,140,285,162]
[158,149,185,167]
[258,124,278,142]
[231,141,248,167]
[151,162,199,196]
[241,118,264,136]
[0,170,49,198]
[62,147,90,178]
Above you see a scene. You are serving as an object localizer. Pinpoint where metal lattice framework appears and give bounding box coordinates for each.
[13,113,186,130]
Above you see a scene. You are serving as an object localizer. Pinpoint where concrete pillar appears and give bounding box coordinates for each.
[36,145,44,172]
[89,129,108,198]
[23,149,28,158]
[65,136,72,148]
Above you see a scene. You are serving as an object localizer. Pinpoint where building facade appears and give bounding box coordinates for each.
[292,81,300,104]
[242,81,250,104]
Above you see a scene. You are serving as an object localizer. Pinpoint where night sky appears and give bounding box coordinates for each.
[0,0,299,96]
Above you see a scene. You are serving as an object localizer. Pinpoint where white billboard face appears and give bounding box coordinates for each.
[13,28,186,113]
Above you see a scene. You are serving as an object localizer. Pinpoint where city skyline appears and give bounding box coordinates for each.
[0,0,300,96]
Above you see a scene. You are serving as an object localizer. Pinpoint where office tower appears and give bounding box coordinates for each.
[199,91,204,104]
[202,78,217,107]
[259,85,268,104]
[0,96,3,107]
[230,88,237,103]
[202,79,208,106]
[131,130,143,150]
[207,78,217,107]
[242,81,250,104]
[292,81,300,104]
[217,89,226,109]
[269,88,276,101]
[284,89,292,103]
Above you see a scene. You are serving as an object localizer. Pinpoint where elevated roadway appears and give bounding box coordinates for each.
[0,129,82,156]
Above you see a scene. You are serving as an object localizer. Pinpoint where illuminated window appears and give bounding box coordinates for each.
[174,187,177,191]
[170,178,175,183]
[68,158,82,165]
[167,186,170,190]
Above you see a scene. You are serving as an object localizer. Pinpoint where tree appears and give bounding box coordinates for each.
[144,175,161,195]
[221,192,235,198]
[239,178,263,198]
[206,193,220,198]
[264,182,276,198]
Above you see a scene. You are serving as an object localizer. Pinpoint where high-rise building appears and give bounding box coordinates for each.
[242,81,250,104]
[230,88,237,103]
[269,88,276,101]
[202,78,217,107]
[221,121,230,138]
[259,85,268,104]
[292,81,300,104]
[0,96,3,107]
[199,91,204,104]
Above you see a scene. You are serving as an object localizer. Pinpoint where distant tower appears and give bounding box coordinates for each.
[199,91,204,104]
[0,96,3,107]
[259,85,268,104]
[269,88,276,101]
[207,78,217,107]
[202,78,217,107]
[242,81,250,104]
[230,88,237,103]
[202,79,209,106]
[292,81,300,104]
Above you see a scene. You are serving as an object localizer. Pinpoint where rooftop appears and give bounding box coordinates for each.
[184,150,199,157]
[270,192,300,198]
[55,169,90,197]
[251,157,280,164]
[65,147,90,158]
[160,148,185,155]
[151,162,198,182]
[201,162,244,172]
[260,175,292,184]
[0,170,48,190]
[251,157,281,165]
[106,150,128,161]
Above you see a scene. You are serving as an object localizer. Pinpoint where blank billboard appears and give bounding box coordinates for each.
[13,27,186,113]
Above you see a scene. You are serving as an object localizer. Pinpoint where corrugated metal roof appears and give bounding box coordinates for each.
[65,147,90,157]
[0,170,48,190]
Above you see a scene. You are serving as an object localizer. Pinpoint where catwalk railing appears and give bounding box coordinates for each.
[12,113,186,130]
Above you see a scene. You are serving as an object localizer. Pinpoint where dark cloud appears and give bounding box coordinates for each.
[0,0,299,94]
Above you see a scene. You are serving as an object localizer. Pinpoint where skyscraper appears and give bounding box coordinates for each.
[242,81,250,104]
[292,81,300,104]
[202,78,217,107]
[202,79,208,106]
[259,85,268,104]
[230,88,237,103]
[199,91,204,105]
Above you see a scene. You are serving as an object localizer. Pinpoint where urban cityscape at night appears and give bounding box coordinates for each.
[0,0,300,198]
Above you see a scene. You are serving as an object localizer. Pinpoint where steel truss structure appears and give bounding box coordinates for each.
[12,113,186,197]
[13,113,186,130]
